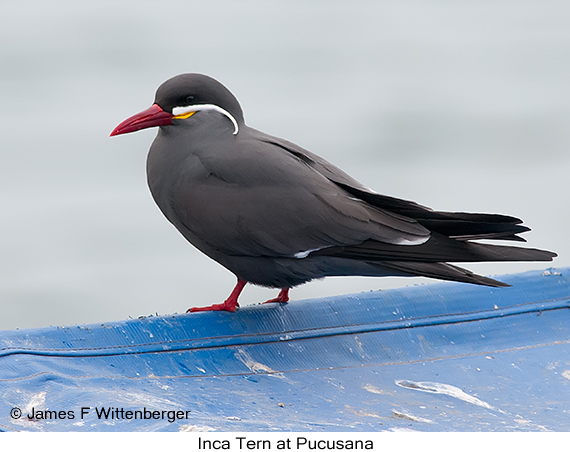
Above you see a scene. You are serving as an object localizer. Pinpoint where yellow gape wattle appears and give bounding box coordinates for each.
[173,111,196,120]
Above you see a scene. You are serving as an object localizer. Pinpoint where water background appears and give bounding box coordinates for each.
[1,0,568,330]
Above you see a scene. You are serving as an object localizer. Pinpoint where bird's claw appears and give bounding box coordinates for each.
[263,288,290,304]
[188,301,239,313]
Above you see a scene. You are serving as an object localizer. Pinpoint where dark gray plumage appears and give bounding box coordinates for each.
[111,73,557,312]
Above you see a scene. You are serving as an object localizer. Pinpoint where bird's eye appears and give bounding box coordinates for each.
[185,95,196,105]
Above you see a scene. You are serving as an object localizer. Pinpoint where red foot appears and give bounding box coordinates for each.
[263,288,290,304]
[188,279,247,313]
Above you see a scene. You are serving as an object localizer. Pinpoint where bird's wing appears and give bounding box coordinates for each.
[256,134,556,267]
[258,133,534,242]
[167,131,430,258]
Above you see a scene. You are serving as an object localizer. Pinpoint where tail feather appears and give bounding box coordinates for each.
[325,181,557,288]
[313,233,557,264]
[379,261,511,287]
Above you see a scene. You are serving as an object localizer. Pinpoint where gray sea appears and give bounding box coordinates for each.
[0,0,568,330]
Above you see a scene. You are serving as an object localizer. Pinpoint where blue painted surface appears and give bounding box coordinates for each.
[1,267,569,432]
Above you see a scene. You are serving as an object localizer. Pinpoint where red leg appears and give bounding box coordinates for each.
[263,288,290,304]
[188,279,247,313]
